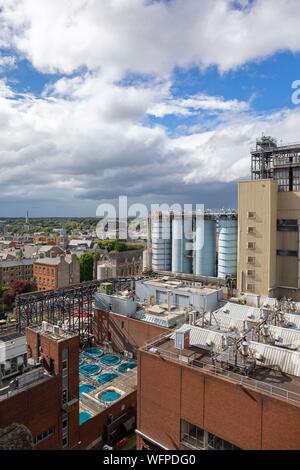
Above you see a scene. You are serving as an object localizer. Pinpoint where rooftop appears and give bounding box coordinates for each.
[0,259,34,268]
[34,254,75,266]
[141,299,300,407]
[142,278,220,295]
[29,322,78,342]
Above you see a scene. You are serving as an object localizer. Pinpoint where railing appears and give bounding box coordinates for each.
[142,339,300,406]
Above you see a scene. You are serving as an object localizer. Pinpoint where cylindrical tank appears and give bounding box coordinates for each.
[218,217,237,279]
[172,214,193,274]
[151,213,172,271]
[194,216,216,277]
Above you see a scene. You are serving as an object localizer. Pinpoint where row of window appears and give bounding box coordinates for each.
[180,420,240,450]
[33,427,54,445]
[34,267,56,275]
[37,277,55,287]
[1,267,32,272]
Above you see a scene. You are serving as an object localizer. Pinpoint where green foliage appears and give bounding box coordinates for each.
[98,240,143,252]
[80,252,94,282]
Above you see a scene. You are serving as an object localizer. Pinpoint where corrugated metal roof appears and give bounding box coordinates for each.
[284,313,300,330]
[209,312,247,333]
[269,325,300,350]
[250,341,300,378]
[215,302,261,322]
[171,325,226,352]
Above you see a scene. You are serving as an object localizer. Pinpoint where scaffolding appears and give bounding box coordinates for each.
[251,136,300,191]
[15,277,147,343]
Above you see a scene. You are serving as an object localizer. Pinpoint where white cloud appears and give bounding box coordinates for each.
[148,93,250,117]
[0,55,16,70]
[0,73,300,209]
[2,0,300,75]
[0,0,300,213]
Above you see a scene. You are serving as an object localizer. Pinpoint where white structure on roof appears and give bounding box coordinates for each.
[207,312,247,333]
[268,325,300,350]
[250,341,300,378]
[171,324,226,353]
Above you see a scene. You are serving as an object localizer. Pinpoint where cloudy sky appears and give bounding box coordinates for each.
[1,0,300,216]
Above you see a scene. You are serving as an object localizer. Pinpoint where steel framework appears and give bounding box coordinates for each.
[15,277,143,343]
[251,136,300,191]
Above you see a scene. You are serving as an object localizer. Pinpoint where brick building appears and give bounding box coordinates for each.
[136,302,300,450]
[97,250,143,280]
[33,254,80,291]
[0,259,34,286]
[0,322,139,450]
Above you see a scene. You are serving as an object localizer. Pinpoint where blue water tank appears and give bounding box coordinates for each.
[172,214,193,273]
[194,217,216,277]
[218,218,237,279]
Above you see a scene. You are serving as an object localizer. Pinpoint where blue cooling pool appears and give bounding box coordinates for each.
[99,354,121,367]
[82,347,103,358]
[117,361,137,374]
[79,411,92,425]
[98,389,121,403]
[80,363,102,377]
[80,383,96,398]
[96,372,119,386]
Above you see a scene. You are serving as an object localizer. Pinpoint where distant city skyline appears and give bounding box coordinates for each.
[1,0,300,216]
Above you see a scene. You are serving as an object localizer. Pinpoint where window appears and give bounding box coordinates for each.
[247,283,255,291]
[62,418,68,429]
[62,360,68,370]
[248,212,256,219]
[180,420,239,451]
[247,269,255,278]
[62,389,68,404]
[247,227,256,234]
[33,427,55,445]
[247,242,256,250]
[62,437,68,448]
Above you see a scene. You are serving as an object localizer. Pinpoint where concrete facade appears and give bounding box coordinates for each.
[238,179,300,300]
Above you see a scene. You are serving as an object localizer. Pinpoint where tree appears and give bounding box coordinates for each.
[0,424,34,450]
[3,280,36,306]
[80,253,94,282]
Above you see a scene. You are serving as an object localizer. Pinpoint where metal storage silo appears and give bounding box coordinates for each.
[194,216,216,277]
[151,213,172,271]
[218,217,237,279]
[172,213,193,274]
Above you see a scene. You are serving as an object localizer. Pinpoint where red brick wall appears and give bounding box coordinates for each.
[262,398,300,450]
[204,375,262,450]
[138,352,181,449]
[25,328,80,449]
[79,391,137,449]
[0,377,61,450]
[93,309,168,355]
[137,350,300,450]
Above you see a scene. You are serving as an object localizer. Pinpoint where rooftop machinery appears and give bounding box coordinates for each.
[150,210,237,280]
[251,135,300,192]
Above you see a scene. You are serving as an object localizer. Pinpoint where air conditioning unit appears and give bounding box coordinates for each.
[53,325,60,336]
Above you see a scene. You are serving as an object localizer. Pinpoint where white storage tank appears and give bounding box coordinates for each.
[172,213,193,274]
[194,216,216,277]
[151,213,172,271]
[218,217,237,279]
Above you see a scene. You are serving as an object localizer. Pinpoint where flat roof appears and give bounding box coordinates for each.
[142,333,300,406]
[142,278,220,295]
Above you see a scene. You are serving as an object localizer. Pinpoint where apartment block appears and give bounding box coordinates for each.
[33,254,80,291]
[0,259,34,286]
